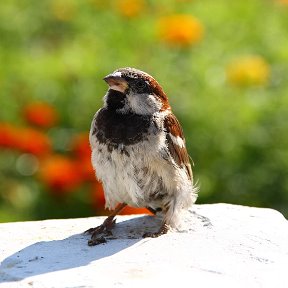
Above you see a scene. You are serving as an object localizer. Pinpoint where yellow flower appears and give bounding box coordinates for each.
[157,14,204,47]
[115,0,145,18]
[50,0,76,22]
[226,56,270,87]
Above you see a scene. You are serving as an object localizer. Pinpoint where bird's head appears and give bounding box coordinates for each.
[103,67,171,114]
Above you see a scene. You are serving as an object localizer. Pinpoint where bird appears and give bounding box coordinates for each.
[86,67,198,246]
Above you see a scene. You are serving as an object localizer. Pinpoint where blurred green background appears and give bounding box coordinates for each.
[0,0,288,222]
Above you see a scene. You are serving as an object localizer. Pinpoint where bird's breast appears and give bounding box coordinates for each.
[92,108,159,147]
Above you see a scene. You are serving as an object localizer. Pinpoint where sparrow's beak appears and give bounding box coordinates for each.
[103,74,128,93]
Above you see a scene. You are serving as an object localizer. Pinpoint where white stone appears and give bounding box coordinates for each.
[0,204,288,288]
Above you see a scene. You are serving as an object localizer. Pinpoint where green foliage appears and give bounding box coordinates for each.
[0,0,288,221]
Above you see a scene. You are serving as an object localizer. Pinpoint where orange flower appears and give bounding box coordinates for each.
[23,102,58,128]
[275,0,288,5]
[16,128,51,156]
[115,0,145,18]
[119,206,153,215]
[158,14,204,47]
[226,55,270,87]
[71,133,91,160]
[39,155,82,193]
[0,123,18,148]
[90,182,153,215]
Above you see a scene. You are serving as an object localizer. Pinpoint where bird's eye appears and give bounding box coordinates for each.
[134,80,148,92]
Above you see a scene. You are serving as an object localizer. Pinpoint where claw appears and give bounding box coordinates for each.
[143,223,169,238]
[88,236,107,246]
[84,219,115,244]
[84,203,127,246]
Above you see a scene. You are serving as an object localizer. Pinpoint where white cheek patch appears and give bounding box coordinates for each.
[128,93,162,115]
[169,133,185,148]
[147,94,163,110]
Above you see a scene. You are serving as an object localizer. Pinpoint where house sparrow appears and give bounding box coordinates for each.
[86,67,198,246]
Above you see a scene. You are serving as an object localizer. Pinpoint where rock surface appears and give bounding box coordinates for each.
[0,203,288,288]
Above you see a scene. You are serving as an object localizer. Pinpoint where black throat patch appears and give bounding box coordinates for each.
[93,107,152,148]
[105,89,127,110]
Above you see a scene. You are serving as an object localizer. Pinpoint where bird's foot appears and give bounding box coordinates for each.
[143,223,169,238]
[84,217,116,246]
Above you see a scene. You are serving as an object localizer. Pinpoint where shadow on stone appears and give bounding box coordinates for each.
[0,215,161,283]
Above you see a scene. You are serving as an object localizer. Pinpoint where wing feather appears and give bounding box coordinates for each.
[164,113,193,181]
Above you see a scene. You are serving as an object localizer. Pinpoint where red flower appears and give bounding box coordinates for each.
[77,158,95,181]
[91,181,106,214]
[39,155,82,194]
[0,124,51,156]
[17,128,51,156]
[23,102,58,128]
[71,133,95,181]
[71,133,91,160]
[0,123,18,148]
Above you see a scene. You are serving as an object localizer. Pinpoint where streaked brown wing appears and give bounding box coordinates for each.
[164,113,193,181]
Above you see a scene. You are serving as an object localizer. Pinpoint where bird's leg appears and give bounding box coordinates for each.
[142,222,170,238]
[85,203,127,246]
[143,206,169,238]
[146,207,162,215]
